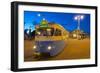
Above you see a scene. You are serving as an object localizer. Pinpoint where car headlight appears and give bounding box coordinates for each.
[47,46,52,50]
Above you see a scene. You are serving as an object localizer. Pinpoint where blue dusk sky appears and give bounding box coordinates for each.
[24,11,90,34]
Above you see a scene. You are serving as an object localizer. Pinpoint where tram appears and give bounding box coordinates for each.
[33,19,69,58]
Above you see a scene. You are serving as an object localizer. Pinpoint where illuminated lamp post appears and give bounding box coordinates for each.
[74,15,84,39]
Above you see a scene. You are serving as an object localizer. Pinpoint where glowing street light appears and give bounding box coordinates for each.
[37,13,46,21]
[37,13,41,17]
[74,15,84,39]
[74,15,84,30]
[80,15,84,19]
[43,18,45,20]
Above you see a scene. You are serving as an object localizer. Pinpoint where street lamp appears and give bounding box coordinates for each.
[37,13,46,20]
[37,13,41,17]
[74,15,84,39]
[74,15,84,30]
[43,18,45,20]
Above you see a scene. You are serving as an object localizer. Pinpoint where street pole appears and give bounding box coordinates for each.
[74,15,84,39]
[77,18,80,39]
[77,18,80,30]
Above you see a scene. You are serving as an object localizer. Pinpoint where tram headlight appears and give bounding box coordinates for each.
[47,46,52,50]
[33,45,37,49]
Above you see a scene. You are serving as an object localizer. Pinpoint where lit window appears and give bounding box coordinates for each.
[73,34,77,37]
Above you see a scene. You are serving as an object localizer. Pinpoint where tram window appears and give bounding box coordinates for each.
[36,28,61,36]
[54,29,61,36]
[51,28,54,36]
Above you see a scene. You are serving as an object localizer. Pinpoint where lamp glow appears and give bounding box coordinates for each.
[74,16,78,20]
[38,14,41,17]
[74,15,84,20]
[33,45,37,49]
[37,32,41,35]
[43,18,45,20]
[48,46,52,50]
[73,34,77,37]
[80,15,84,19]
